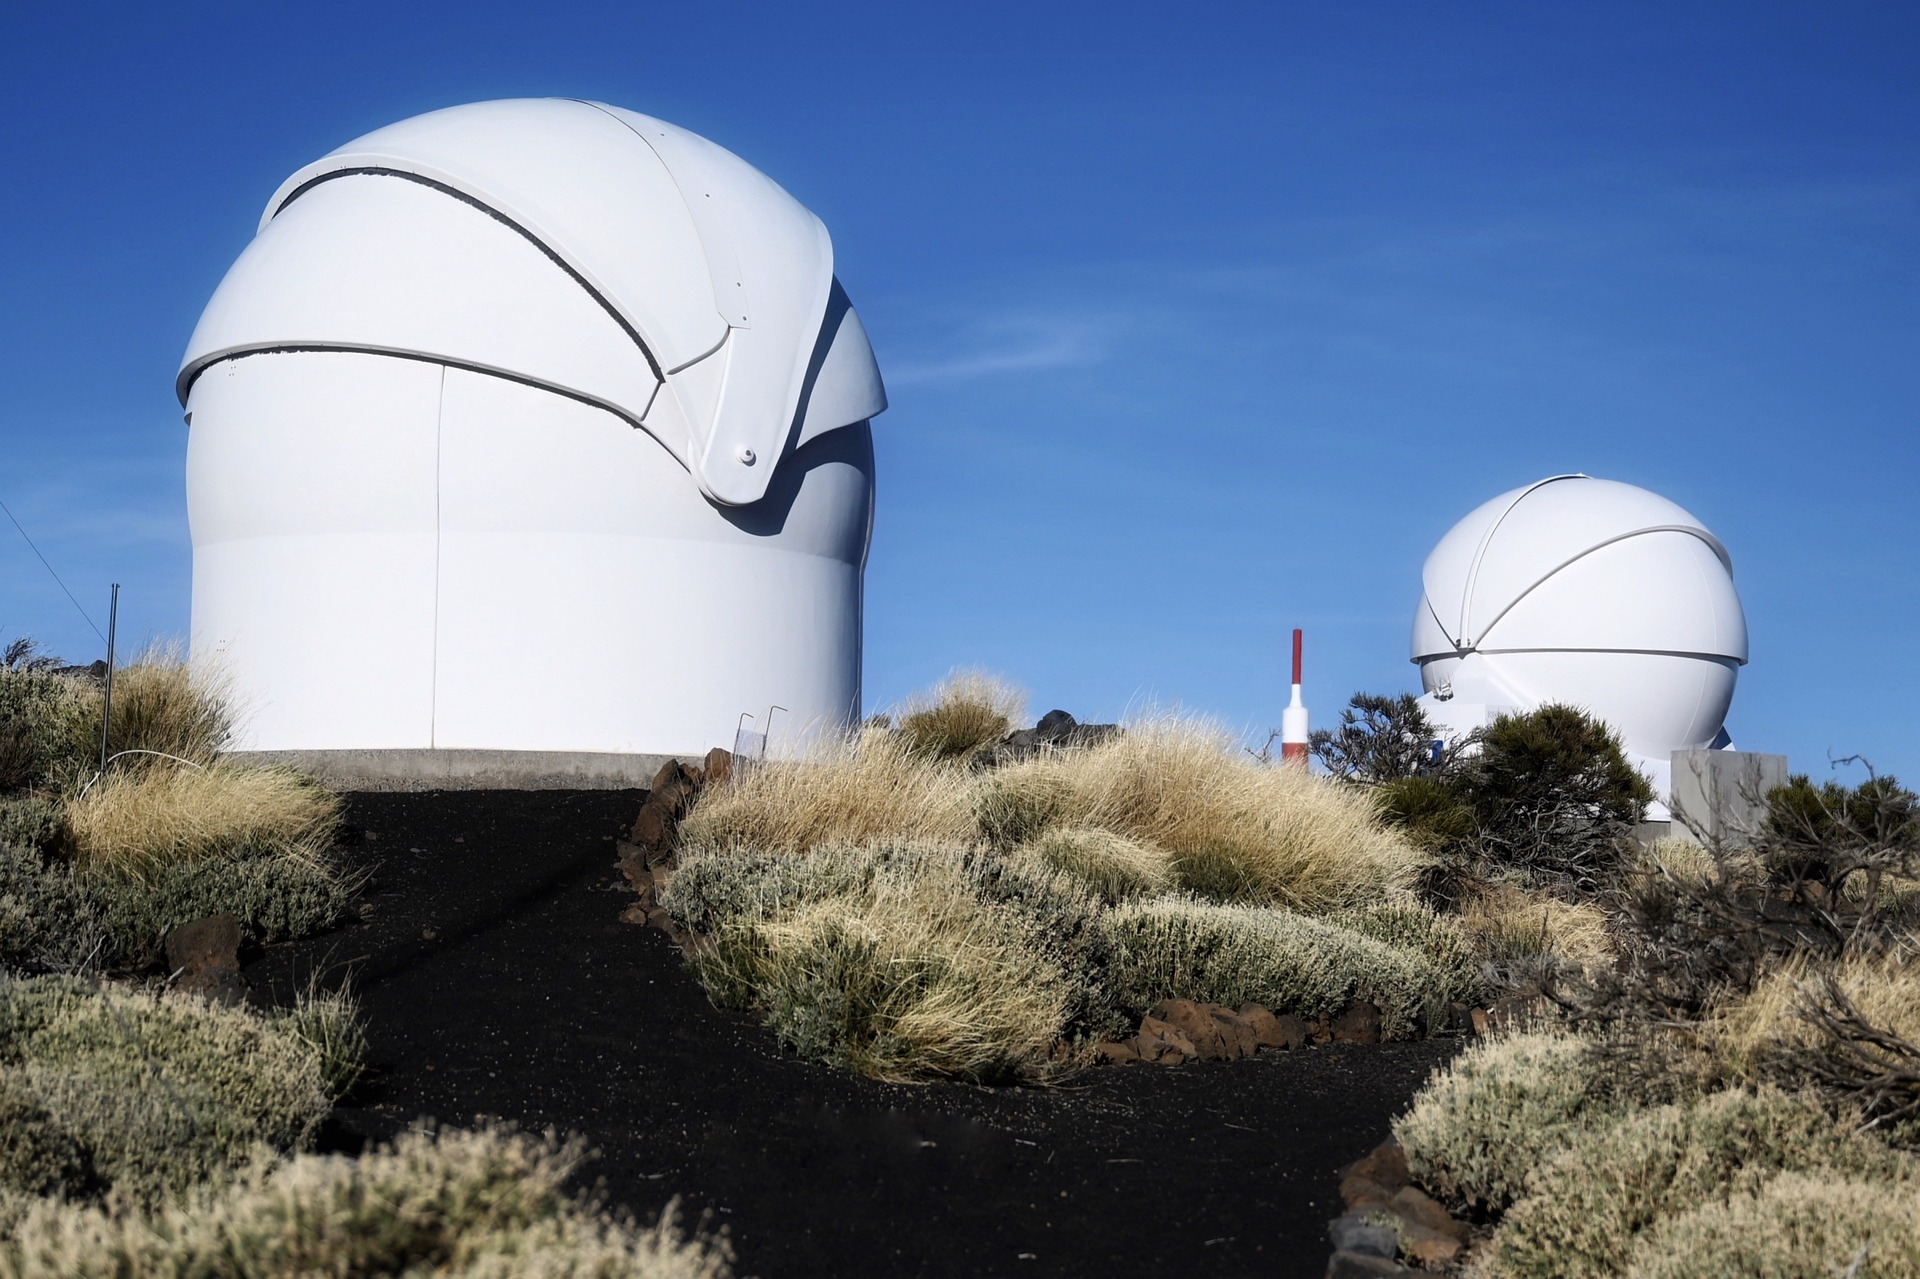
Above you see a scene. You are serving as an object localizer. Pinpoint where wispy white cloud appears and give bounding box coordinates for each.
[883,309,1124,386]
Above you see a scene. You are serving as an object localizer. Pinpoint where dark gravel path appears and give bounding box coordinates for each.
[243,790,1456,1279]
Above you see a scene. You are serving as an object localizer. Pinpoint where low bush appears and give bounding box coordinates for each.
[894,670,1024,762]
[0,667,96,794]
[679,731,975,856]
[984,719,1423,913]
[0,1125,735,1279]
[1490,1086,1911,1279]
[667,843,1121,1082]
[0,836,352,973]
[1328,902,1483,1011]
[1015,827,1172,904]
[0,797,60,852]
[1393,1030,1615,1213]
[1623,1171,1920,1279]
[0,975,341,1205]
[1098,898,1444,1037]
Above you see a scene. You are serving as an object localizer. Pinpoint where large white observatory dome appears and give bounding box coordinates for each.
[1411,475,1748,807]
[180,99,887,776]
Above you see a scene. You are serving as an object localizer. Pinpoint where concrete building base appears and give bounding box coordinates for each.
[226,748,690,792]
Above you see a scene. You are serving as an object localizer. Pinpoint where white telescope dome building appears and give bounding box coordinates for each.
[180,99,886,780]
[1412,475,1748,809]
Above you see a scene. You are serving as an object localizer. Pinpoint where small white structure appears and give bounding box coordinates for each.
[1411,475,1748,809]
[180,100,886,774]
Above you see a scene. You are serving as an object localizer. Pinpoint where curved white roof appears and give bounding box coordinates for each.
[1413,475,1748,664]
[179,98,885,506]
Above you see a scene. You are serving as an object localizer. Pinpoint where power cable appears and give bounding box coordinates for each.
[0,494,107,645]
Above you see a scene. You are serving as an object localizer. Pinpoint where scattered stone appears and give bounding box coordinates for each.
[419,926,439,942]
[703,746,733,788]
[1331,1001,1383,1045]
[165,914,241,975]
[1236,1002,1288,1048]
[1328,1212,1397,1259]
[165,915,246,1006]
[1339,1171,1395,1213]
[1389,1186,1466,1243]
[1325,1251,1414,1277]
[1470,1007,1491,1036]
[1392,1218,1462,1267]
[978,710,1122,766]
[1147,1000,1226,1059]
[1343,1139,1409,1194]
[1095,1040,1140,1065]
[1132,1018,1196,1064]
[176,966,248,1005]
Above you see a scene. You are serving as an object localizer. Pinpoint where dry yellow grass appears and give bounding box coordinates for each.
[1709,952,1920,1083]
[679,729,975,856]
[1014,827,1173,903]
[983,718,1423,912]
[694,851,1080,1082]
[64,764,341,879]
[101,644,233,767]
[1461,882,1615,971]
[892,669,1025,761]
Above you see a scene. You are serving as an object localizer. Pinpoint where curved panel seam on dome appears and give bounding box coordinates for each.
[1455,473,1588,643]
[177,344,674,456]
[1461,524,1736,655]
[241,165,669,384]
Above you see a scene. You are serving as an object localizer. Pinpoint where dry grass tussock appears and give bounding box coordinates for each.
[1461,882,1614,987]
[1709,951,1920,1084]
[63,764,340,879]
[0,1125,734,1279]
[674,844,1095,1083]
[101,645,233,768]
[892,669,1025,762]
[679,729,975,856]
[983,718,1423,912]
[1014,827,1173,903]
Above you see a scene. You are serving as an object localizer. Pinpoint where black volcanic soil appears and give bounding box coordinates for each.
[242,790,1457,1279]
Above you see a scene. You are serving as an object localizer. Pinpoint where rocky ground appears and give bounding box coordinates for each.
[242,789,1459,1278]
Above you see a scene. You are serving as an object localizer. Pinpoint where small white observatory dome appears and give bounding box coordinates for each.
[180,99,887,771]
[1411,475,1748,807]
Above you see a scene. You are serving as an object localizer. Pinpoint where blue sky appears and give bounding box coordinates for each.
[2,2,1914,782]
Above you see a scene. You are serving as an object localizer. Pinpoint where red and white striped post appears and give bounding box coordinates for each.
[1281,628,1309,769]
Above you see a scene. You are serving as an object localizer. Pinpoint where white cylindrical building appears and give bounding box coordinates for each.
[1411,475,1749,808]
[179,100,887,780]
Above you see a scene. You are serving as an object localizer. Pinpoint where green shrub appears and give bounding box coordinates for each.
[1623,1171,1920,1279]
[1491,1087,1912,1279]
[1308,692,1448,783]
[1097,898,1443,1037]
[1460,704,1652,890]
[1760,773,1919,898]
[1016,827,1172,903]
[0,975,332,1205]
[1374,775,1477,853]
[0,1125,736,1278]
[1393,1030,1616,1213]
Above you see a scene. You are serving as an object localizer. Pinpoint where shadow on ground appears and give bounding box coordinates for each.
[244,790,1456,1279]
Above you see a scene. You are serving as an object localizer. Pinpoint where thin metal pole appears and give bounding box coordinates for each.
[98,583,119,773]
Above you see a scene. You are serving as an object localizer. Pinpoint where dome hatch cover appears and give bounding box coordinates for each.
[178,98,885,507]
